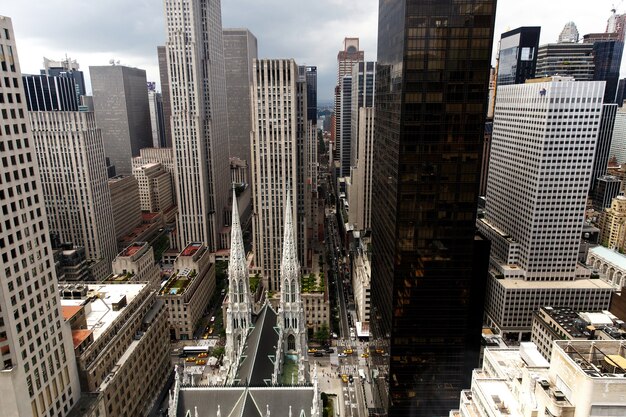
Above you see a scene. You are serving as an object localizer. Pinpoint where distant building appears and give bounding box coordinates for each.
[23,73,79,111]
[590,104,618,193]
[158,243,215,339]
[110,242,161,287]
[583,32,624,103]
[593,175,622,211]
[306,66,317,123]
[90,65,153,175]
[497,27,541,86]
[54,245,92,282]
[599,195,626,250]
[558,21,580,43]
[108,175,142,242]
[535,43,595,81]
[157,45,172,147]
[133,162,174,214]
[610,106,626,164]
[31,111,117,278]
[41,56,86,102]
[60,283,171,417]
[147,86,166,147]
[616,78,626,105]
[351,238,371,328]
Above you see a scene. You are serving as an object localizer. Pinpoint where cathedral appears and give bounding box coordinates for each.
[168,191,320,417]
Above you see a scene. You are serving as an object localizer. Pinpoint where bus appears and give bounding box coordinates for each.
[181,345,210,357]
[358,369,367,381]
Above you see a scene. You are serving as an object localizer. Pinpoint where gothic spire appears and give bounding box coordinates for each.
[280,189,300,280]
[229,188,246,279]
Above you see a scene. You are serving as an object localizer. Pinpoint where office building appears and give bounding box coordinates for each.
[306,66,317,123]
[369,2,496,415]
[350,61,375,169]
[60,283,171,417]
[583,32,624,103]
[559,21,580,43]
[30,110,117,278]
[0,15,81,416]
[617,78,626,105]
[54,245,92,282]
[531,306,626,360]
[251,59,309,291]
[107,175,142,241]
[348,106,374,231]
[90,65,152,175]
[535,43,595,81]
[610,105,626,163]
[110,241,161,287]
[157,46,172,147]
[451,340,626,417]
[599,195,626,250]
[497,27,541,86]
[223,28,257,164]
[164,0,231,251]
[41,56,86,103]
[590,103,617,193]
[133,162,174,213]
[147,84,166,148]
[593,175,622,211]
[479,78,615,340]
[334,38,363,178]
[23,73,79,111]
[338,74,352,178]
[158,243,215,339]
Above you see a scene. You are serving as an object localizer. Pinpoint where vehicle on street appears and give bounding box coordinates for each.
[325,348,334,353]
[185,357,196,363]
[314,351,324,357]
[343,348,353,355]
[338,353,347,358]
[348,375,354,383]
[361,353,369,358]
[341,374,349,383]
[198,352,208,358]
[308,348,317,354]
[195,359,206,366]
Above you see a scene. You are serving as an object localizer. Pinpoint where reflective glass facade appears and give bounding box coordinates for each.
[497,26,540,86]
[370,1,496,415]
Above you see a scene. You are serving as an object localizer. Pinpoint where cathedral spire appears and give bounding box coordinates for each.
[225,188,252,381]
[280,189,300,280]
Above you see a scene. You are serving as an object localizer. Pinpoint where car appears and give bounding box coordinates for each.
[341,374,349,383]
[185,357,196,363]
[343,349,353,355]
[202,333,209,339]
[338,353,347,358]
[325,348,335,354]
[375,348,385,354]
[361,353,369,358]
[198,352,208,358]
[195,359,206,366]
[210,316,216,323]
[348,375,354,383]
[307,348,317,354]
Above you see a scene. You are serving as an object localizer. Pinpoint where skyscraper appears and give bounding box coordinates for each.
[479,78,613,339]
[497,27,540,86]
[41,56,86,103]
[338,74,352,178]
[590,103,618,193]
[370,2,496,415]
[22,73,79,111]
[147,83,166,147]
[583,32,624,103]
[0,15,81,416]
[164,0,231,251]
[558,21,580,43]
[157,45,172,147]
[223,28,258,164]
[535,43,595,81]
[251,59,307,292]
[90,65,153,175]
[306,66,317,124]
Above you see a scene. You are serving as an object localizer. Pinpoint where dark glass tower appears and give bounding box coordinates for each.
[583,33,624,103]
[306,66,317,124]
[370,1,496,416]
[497,26,540,86]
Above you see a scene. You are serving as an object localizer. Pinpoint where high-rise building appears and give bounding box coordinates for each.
[41,56,86,103]
[23,74,79,111]
[616,78,626,105]
[157,45,172,147]
[338,74,352,178]
[0,15,81,416]
[479,78,614,339]
[147,83,166,147]
[334,38,363,180]
[306,66,317,123]
[610,106,626,163]
[599,195,626,249]
[497,27,541,86]
[251,59,308,292]
[90,65,153,175]
[223,29,258,164]
[107,175,142,241]
[606,9,626,41]
[164,0,230,252]
[535,43,595,81]
[593,175,622,211]
[583,32,624,103]
[350,61,376,168]
[370,2,496,415]
[558,21,580,43]
[30,110,117,278]
[590,103,618,192]
[133,162,174,213]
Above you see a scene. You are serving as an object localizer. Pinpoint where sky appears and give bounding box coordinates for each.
[2,0,621,103]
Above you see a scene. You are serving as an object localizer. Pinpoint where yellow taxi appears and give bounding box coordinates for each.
[185,357,196,363]
[343,348,353,355]
[198,352,208,358]
[375,348,385,354]
[307,348,317,354]
[341,374,349,383]
[195,359,207,366]
[360,353,369,358]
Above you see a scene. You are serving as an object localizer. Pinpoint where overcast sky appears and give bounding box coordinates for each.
[2,1,620,103]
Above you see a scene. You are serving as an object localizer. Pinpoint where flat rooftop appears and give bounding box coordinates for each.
[60,284,145,341]
[494,276,614,290]
[589,246,626,269]
[119,242,147,257]
[181,242,203,257]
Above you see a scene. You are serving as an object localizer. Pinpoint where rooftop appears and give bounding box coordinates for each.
[555,340,626,378]
[119,242,147,257]
[60,284,145,341]
[160,268,197,296]
[181,242,203,257]
[61,305,82,321]
[71,329,93,349]
[589,246,626,269]
[494,276,614,290]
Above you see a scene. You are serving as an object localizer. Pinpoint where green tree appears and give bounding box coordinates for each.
[314,324,330,343]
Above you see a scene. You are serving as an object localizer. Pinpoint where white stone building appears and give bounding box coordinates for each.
[110,242,161,288]
[0,15,81,416]
[132,162,174,213]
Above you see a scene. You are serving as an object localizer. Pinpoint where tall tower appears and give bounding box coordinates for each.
[225,190,252,376]
[277,191,308,383]
[497,27,541,86]
[251,59,307,291]
[0,15,81,416]
[164,0,230,251]
[370,2,496,415]
[90,65,153,175]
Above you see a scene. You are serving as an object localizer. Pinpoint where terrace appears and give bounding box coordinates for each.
[301,272,325,293]
[160,267,197,296]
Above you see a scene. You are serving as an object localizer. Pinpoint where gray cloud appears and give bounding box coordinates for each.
[3,0,623,104]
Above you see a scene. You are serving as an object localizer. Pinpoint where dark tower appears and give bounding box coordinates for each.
[497,26,541,86]
[370,1,497,416]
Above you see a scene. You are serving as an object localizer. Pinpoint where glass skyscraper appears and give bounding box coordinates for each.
[497,26,540,86]
[370,1,497,416]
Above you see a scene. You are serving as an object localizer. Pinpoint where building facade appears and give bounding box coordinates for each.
[497,26,541,86]
[164,0,231,252]
[599,195,626,250]
[157,45,172,147]
[0,16,81,416]
[23,74,79,111]
[133,162,174,213]
[107,175,142,241]
[111,242,161,287]
[369,2,496,415]
[535,43,595,81]
[592,174,621,211]
[583,32,624,104]
[590,103,617,193]
[90,65,153,175]
[30,110,117,278]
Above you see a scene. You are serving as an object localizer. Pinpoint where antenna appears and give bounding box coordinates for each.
[109,59,115,65]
